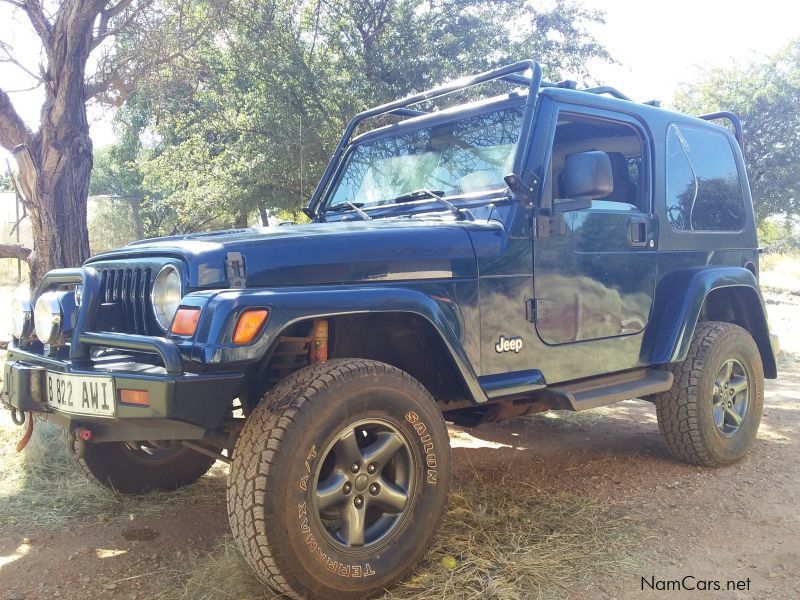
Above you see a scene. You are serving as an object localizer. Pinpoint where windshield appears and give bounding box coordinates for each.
[325,105,524,210]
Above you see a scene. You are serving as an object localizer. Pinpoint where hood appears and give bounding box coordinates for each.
[86,219,493,288]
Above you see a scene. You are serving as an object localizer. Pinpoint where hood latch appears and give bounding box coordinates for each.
[226,252,246,288]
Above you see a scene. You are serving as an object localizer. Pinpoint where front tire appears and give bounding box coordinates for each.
[227,359,451,600]
[76,440,216,494]
[654,321,764,466]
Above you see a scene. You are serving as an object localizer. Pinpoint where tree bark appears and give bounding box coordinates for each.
[0,0,104,285]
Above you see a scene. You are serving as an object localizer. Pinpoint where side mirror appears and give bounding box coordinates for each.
[556,150,613,212]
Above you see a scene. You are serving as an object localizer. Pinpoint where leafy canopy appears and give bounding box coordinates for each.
[675,40,800,224]
[93,0,611,236]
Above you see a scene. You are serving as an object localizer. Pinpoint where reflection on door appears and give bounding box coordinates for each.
[533,112,657,346]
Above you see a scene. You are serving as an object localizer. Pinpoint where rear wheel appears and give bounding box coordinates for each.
[76,440,216,494]
[227,359,451,599]
[654,321,764,466]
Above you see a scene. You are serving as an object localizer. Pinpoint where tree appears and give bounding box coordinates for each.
[102,0,611,237]
[675,40,800,224]
[0,0,223,283]
[0,171,12,191]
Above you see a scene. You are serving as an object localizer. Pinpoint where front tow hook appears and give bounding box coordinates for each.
[12,408,34,453]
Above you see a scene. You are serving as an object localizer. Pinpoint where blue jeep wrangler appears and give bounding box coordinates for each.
[3,59,779,598]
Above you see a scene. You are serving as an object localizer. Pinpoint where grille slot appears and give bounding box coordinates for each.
[98,266,153,334]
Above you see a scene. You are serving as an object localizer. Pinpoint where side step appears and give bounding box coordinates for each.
[546,368,673,411]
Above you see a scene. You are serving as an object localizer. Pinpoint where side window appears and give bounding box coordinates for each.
[665,124,745,231]
[546,112,646,211]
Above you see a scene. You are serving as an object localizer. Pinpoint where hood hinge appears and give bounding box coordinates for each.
[225,252,246,288]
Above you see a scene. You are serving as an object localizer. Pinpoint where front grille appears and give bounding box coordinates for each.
[98,266,154,335]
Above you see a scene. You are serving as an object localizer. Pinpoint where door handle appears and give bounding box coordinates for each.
[628,219,647,248]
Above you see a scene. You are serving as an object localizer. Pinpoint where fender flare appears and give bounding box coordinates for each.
[183,285,488,403]
[643,266,777,377]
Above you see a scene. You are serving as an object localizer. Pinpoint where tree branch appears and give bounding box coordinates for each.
[93,0,142,49]
[92,0,155,51]
[0,88,33,152]
[0,40,44,83]
[20,0,52,43]
[0,243,32,261]
[105,0,136,20]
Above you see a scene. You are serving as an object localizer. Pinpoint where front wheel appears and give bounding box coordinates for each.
[654,321,764,466]
[76,440,216,494]
[227,359,451,599]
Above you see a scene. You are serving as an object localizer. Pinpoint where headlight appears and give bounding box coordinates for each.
[34,291,63,344]
[11,296,32,339]
[151,265,183,330]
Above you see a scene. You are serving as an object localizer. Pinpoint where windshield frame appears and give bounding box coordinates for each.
[319,94,528,219]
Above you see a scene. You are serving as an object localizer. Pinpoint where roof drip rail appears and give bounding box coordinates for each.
[698,111,745,149]
[582,86,632,101]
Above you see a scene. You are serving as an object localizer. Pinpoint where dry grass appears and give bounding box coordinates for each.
[156,471,640,600]
[0,416,227,529]
[0,416,640,599]
[760,251,800,294]
[759,250,800,274]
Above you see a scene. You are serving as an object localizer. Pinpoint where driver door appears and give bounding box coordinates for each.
[532,107,658,379]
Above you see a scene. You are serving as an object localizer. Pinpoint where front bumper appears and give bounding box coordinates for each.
[2,346,245,442]
[3,265,246,441]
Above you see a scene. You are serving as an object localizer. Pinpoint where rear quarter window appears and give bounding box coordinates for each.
[665,123,745,231]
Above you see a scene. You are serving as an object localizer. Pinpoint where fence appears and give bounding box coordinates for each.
[0,194,143,286]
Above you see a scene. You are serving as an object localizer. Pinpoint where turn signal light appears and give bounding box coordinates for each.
[119,389,150,407]
[171,307,201,336]
[233,309,269,344]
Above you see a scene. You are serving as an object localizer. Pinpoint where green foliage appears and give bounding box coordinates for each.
[0,172,12,192]
[757,218,799,253]
[97,0,611,238]
[675,40,800,224]
[87,197,142,254]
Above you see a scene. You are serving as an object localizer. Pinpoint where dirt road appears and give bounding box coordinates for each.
[1,286,798,599]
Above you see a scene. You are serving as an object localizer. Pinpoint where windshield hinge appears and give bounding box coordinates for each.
[504,169,539,206]
[226,252,246,288]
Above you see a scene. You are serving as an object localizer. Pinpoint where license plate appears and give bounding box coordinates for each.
[46,372,115,417]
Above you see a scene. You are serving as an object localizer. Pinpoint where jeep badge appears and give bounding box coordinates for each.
[495,335,523,353]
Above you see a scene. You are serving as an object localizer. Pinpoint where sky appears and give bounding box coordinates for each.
[579,0,798,103]
[1,0,798,156]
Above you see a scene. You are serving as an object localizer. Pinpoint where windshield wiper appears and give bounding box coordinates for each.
[325,201,371,221]
[389,189,469,221]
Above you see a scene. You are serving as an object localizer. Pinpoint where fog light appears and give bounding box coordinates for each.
[119,389,150,406]
[11,295,32,339]
[171,307,201,336]
[33,292,63,344]
[233,309,269,344]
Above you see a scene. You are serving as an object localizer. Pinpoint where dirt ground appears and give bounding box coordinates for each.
[1,281,799,599]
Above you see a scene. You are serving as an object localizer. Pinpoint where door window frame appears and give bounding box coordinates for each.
[536,104,654,215]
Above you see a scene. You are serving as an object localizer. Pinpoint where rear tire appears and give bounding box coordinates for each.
[227,359,451,600]
[76,440,216,494]
[654,321,764,466]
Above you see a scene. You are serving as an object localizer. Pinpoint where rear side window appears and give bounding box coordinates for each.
[665,124,745,231]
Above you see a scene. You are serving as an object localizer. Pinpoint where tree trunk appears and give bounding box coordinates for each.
[5,2,101,286]
[17,133,93,284]
[235,207,249,228]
